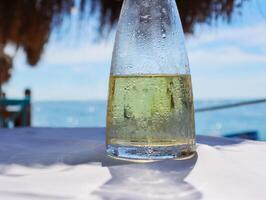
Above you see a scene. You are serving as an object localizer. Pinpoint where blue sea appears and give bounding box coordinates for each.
[32,100,266,141]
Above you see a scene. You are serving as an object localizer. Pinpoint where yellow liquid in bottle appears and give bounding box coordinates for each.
[106,74,196,160]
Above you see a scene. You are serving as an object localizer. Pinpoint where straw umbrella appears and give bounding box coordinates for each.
[0,49,12,96]
[0,0,247,84]
[91,0,246,34]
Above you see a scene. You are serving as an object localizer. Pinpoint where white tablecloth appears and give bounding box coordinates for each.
[0,128,265,200]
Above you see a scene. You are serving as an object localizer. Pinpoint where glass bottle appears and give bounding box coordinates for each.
[106,0,195,160]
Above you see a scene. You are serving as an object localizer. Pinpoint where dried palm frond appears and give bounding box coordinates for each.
[0,0,247,83]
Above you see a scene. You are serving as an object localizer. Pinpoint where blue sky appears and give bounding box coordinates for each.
[3,0,266,101]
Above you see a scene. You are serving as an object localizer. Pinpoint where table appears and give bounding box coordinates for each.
[0,128,266,200]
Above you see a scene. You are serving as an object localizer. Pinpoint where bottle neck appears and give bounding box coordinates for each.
[111,0,190,76]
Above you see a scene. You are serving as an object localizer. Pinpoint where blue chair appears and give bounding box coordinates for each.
[0,97,31,128]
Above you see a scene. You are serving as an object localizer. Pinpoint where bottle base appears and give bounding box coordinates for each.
[106,144,196,162]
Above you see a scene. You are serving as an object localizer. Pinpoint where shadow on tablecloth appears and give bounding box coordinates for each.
[94,153,202,200]
[0,128,244,200]
[0,128,243,167]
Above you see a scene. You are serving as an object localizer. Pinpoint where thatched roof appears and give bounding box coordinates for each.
[0,0,246,84]
[91,0,245,34]
[0,50,12,84]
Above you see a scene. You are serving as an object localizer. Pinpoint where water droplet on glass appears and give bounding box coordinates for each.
[162,8,167,14]
[162,33,166,39]
[140,14,152,23]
